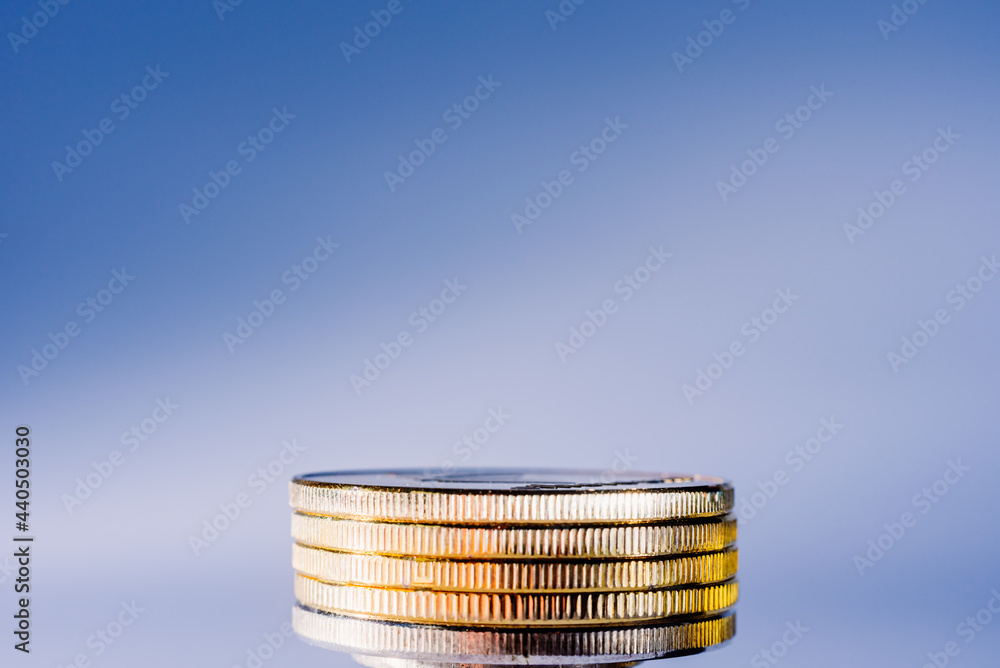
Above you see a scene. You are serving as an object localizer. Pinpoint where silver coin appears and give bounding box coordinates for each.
[292,604,736,664]
[290,468,733,524]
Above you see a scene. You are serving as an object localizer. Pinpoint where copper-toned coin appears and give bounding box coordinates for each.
[291,512,736,559]
[294,573,738,626]
[292,543,738,592]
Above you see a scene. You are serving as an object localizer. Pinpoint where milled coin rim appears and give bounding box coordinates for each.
[292,512,737,559]
[290,469,733,525]
[292,543,739,592]
[292,604,736,663]
[293,573,739,626]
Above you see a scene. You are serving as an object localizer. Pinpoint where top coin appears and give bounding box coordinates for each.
[290,468,733,524]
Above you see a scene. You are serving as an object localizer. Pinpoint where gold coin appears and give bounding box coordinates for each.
[292,512,737,559]
[293,604,736,661]
[290,469,733,524]
[292,543,738,592]
[294,573,738,626]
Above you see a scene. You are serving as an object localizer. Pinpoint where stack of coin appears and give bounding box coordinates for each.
[289,469,737,667]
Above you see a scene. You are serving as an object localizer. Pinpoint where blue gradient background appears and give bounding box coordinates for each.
[2,1,999,666]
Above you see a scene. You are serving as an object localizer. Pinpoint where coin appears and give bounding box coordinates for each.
[292,543,738,592]
[290,469,733,524]
[292,604,736,663]
[294,573,738,626]
[289,468,739,665]
[292,512,737,559]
